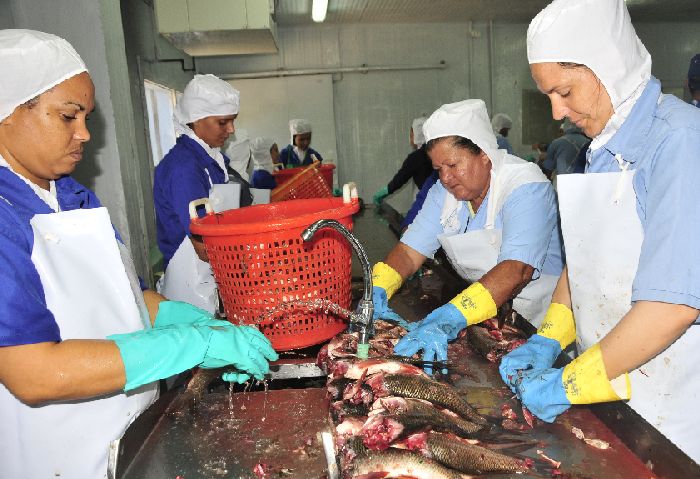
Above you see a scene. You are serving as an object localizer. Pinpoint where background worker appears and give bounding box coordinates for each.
[371,99,563,367]
[491,113,514,154]
[499,0,700,462]
[0,30,277,478]
[154,74,252,313]
[688,53,700,107]
[250,137,281,189]
[373,116,433,208]
[279,118,323,167]
[547,118,590,179]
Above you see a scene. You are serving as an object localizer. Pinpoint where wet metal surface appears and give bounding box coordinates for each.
[118,206,698,478]
[122,382,332,479]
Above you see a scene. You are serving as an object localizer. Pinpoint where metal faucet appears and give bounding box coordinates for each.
[301,219,374,358]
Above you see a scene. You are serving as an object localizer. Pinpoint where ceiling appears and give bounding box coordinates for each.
[273,0,700,25]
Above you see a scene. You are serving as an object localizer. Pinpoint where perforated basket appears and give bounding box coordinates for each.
[271,160,333,202]
[189,196,360,351]
[274,163,335,190]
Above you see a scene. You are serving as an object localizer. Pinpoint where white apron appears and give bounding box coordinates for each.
[0,207,158,479]
[157,170,240,313]
[437,154,558,327]
[558,165,700,463]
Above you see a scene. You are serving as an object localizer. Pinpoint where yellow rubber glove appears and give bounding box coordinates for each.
[537,303,577,350]
[563,343,631,405]
[372,262,403,299]
[448,282,498,326]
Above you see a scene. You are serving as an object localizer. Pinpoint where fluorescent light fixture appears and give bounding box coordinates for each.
[312,0,328,22]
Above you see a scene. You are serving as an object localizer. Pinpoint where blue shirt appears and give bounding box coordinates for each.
[251,169,277,189]
[402,178,564,279]
[153,135,230,267]
[548,129,590,175]
[586,77,700,309]
[496,135,514,154]
[279,145,323,167]
[0,169,102,346]
[402,171,439,228]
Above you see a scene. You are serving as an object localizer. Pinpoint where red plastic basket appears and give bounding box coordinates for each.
[274,163,335,190]
[190,197,360,351]
[271,161,333,202]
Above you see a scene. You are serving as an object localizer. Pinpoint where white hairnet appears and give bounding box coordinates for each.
[491,113,513,133]
[223,128,250,180]
[411,117,427,147]
[423,99,500,160]
[175,74,240,127]
[527,0,651,113]
[0,29,87,122]
[289,118,312,143]
[251,137,276,173]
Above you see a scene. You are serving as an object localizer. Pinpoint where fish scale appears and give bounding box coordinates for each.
[382,374,488,425]
[351,449,473,479]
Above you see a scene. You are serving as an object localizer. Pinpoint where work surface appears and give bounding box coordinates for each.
[118,206,699,479]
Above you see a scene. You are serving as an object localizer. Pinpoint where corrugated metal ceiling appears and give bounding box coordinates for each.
[274,0,700,25]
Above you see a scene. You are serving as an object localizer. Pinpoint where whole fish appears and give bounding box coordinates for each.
[376,397,484,436]
[349,449,474,479]
[427,431,532,475]
[366,373,488,425]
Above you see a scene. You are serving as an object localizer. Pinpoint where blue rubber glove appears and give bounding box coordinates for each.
[499,335,562,393]
[372,286,411,329]
[393,303,466,373]
[109,323,278,391]
[153,300,222,328]
[511,367,570,423]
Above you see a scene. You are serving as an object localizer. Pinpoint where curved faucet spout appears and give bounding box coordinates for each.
[301,219,374,353]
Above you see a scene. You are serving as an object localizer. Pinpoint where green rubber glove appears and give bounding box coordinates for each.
[153,300,222,328]
[373,186,390,206]
[109,323,279,391]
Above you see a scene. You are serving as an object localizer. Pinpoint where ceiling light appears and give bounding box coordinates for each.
[312,0,328,23]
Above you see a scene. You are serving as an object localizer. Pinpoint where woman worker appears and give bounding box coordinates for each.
[372,116,433,207]
[279,118,323,167]
[499,0,700,463]
[154,74,253,313]
[250,136,281,189]
[375,99,563,365]
[0,30,277,478]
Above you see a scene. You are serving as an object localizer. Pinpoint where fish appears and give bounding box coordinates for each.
[331,399,369,422]
[349,449,474,479]
[427,432,532,475]
[467,323,527,363]
[374,397,484,436]
[365,373,488,425]
[331,358,428,381]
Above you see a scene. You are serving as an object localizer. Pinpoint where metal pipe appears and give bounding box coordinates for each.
[301,219,374,355]
[219,61,446,80]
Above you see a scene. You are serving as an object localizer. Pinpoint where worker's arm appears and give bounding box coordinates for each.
[550,266,571,307]
[479,259,535,307]
[384,242,427,280]
[143,289,167,326]
[0,340,126,405]
[601,300,698,379]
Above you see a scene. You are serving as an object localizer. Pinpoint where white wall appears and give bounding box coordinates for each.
[197,20,700,213]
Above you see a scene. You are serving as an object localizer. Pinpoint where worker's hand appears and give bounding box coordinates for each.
[510,344,631,423]
[372,186,390,206]
[199,324,278,377]
[371,262,407,327]
[153,300,222,328]
[393,303,466,373]
[499,303,576,392]
[372,286,410,329]
[499,335,562,392]
[109,323,278,391]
